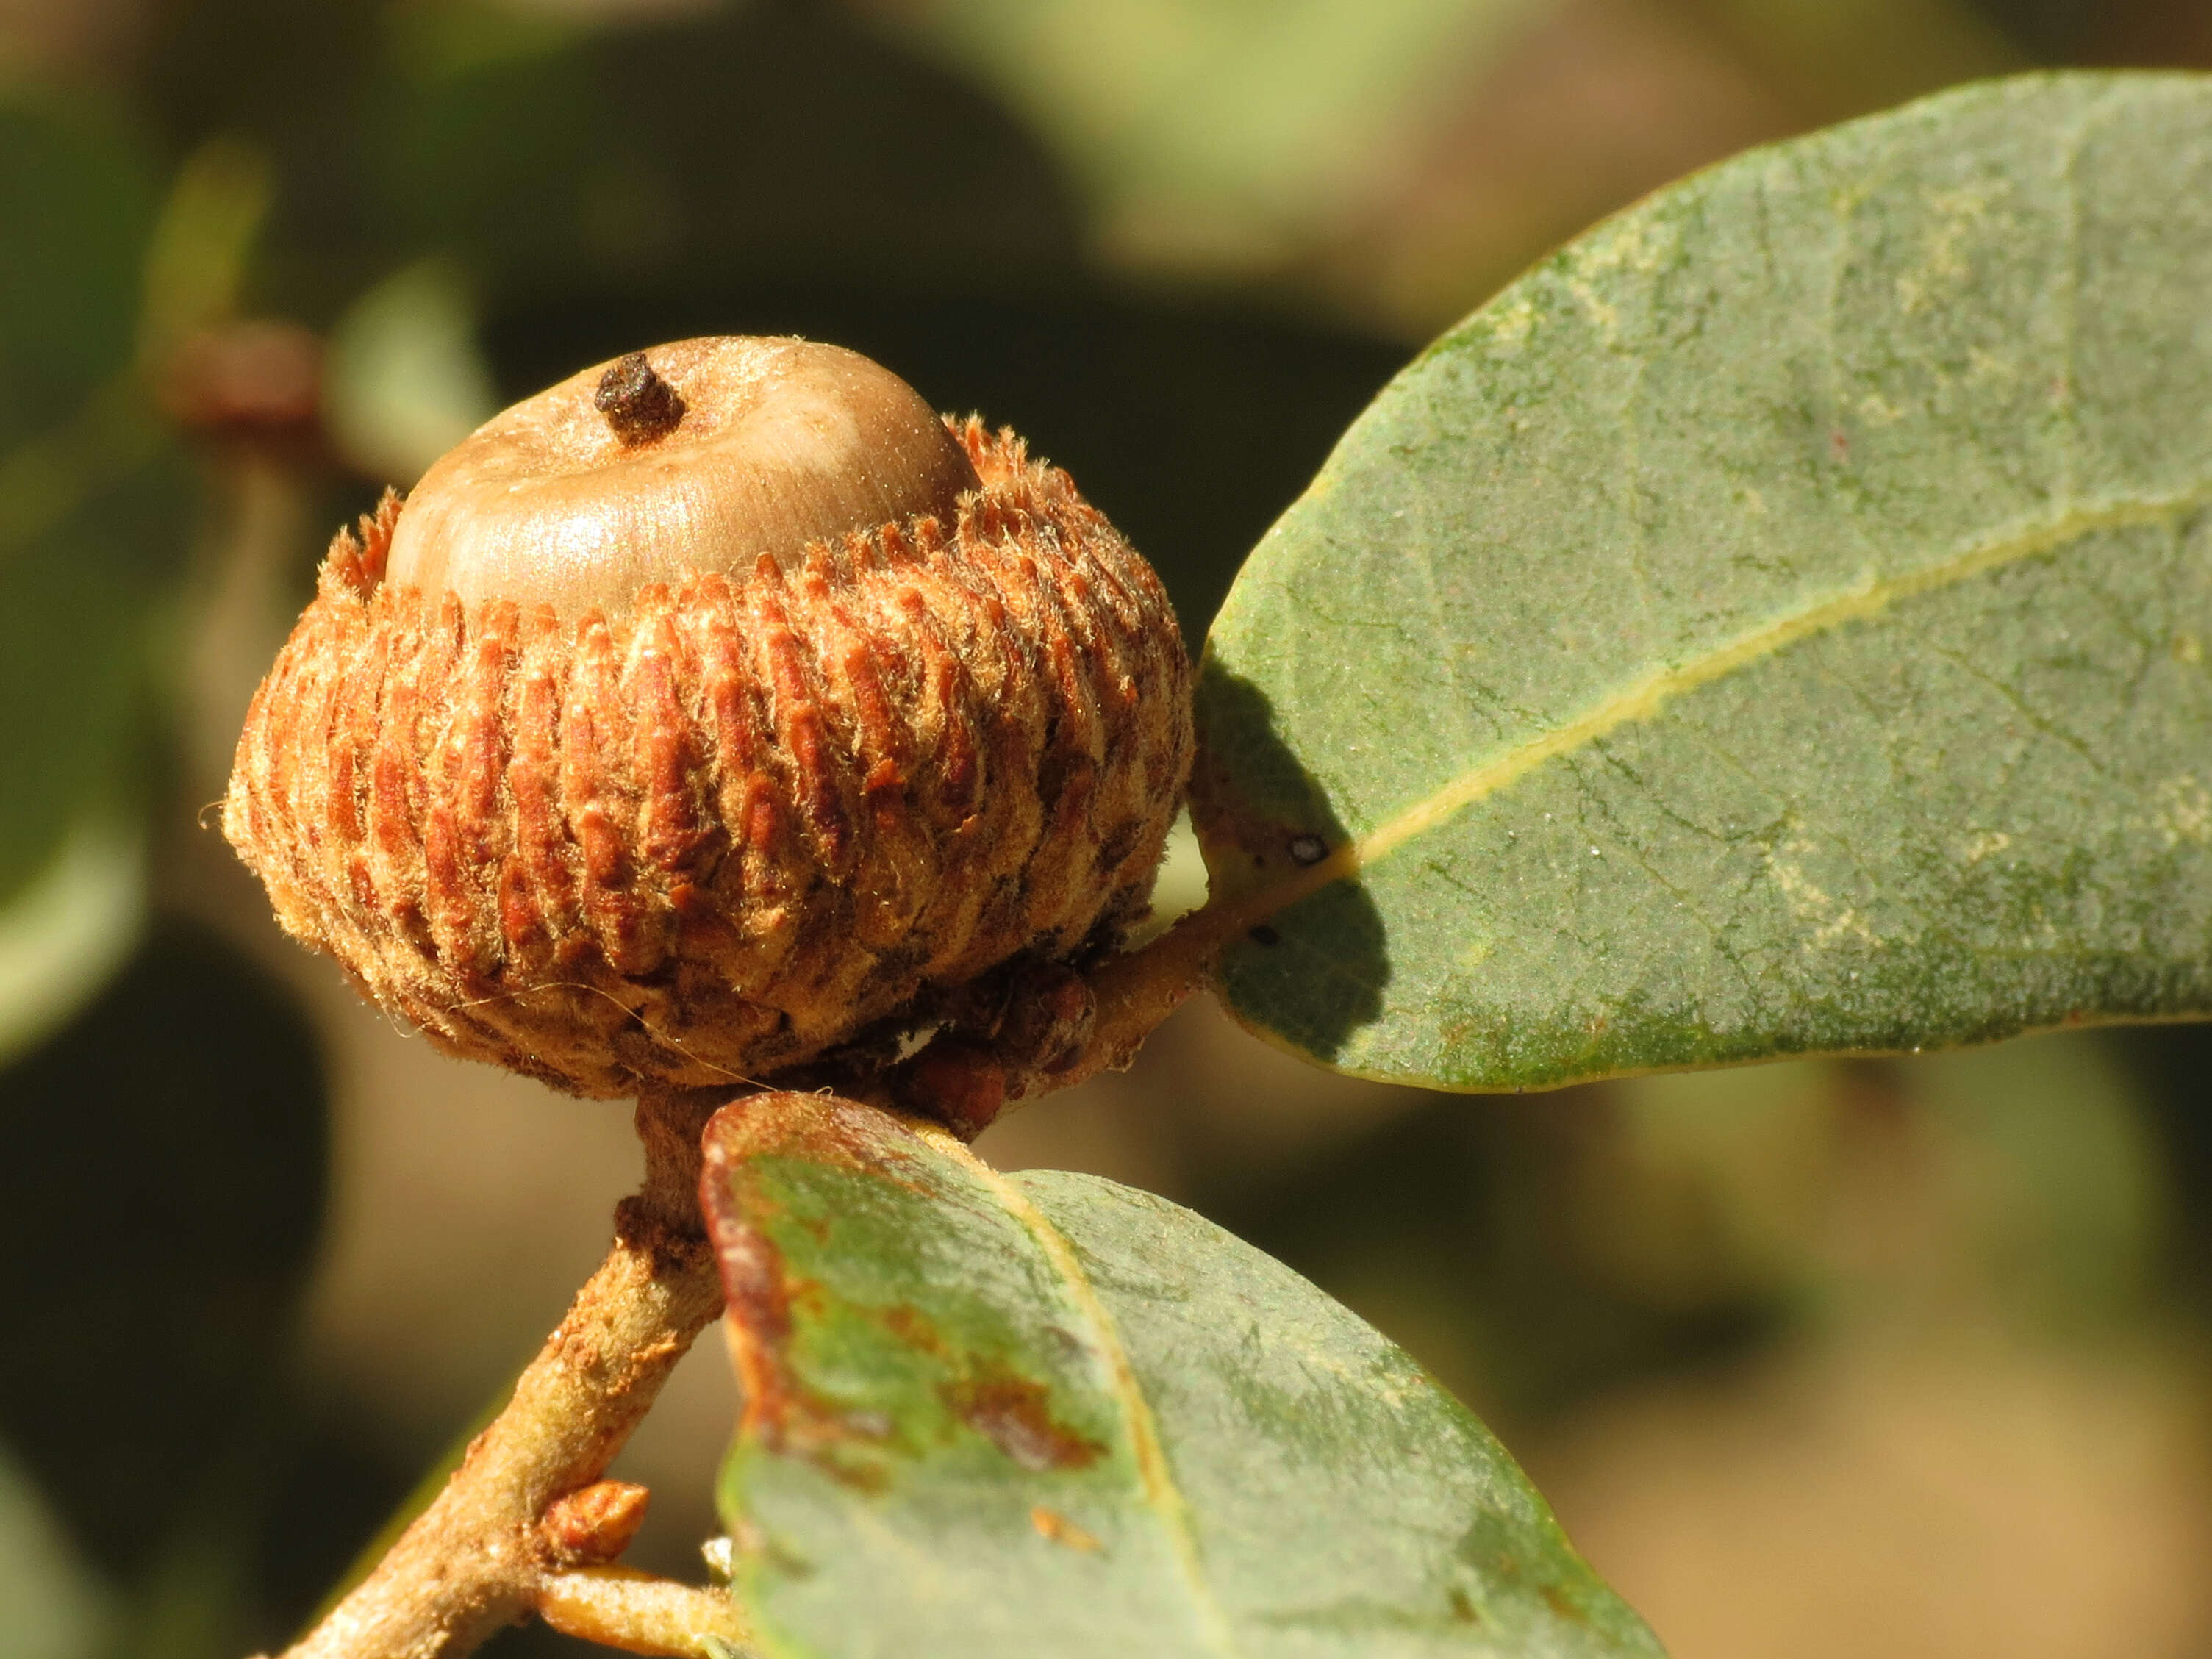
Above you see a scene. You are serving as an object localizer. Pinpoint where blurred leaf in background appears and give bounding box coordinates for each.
[322,255,498,486]
[0,58,342,1659]
[856,0,2026,334]
[0,1438,118,1659]
[853,0,1547,279]
[0,89,179,920]
[0,822,146,1073]
[0,920,329,1658]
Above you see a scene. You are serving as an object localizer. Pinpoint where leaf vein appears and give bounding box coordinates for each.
[923,1131,1242,1658]
[1341,486,2212,879]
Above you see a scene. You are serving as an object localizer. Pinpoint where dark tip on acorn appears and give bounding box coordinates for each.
[594,351,686,446]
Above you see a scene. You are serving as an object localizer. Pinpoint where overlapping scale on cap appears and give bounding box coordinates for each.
[225,418,1190,1096]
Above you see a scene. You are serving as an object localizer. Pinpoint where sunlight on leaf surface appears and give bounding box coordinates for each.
[1193,71,2212,1089]
[705,1093,1659,1658]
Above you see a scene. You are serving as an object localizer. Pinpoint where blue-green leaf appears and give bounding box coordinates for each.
[1193,71,2212,1089]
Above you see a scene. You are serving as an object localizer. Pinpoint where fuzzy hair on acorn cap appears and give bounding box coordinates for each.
[226,337,1192,1098]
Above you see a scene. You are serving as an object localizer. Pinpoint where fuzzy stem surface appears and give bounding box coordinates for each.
[1045,907,1230,1090]
[536,1567,752,1656]
[878,901,1235,1134]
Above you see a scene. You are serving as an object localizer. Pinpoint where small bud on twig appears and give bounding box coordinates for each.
[542,1480,651,1566]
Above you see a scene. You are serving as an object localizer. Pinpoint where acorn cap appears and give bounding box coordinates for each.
[225,337,1191,1097]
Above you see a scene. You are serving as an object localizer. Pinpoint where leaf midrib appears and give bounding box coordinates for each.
[922,1125,1242,1658]
[1256,484,2212,913]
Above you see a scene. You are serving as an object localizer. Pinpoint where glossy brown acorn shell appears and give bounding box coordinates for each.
[225,421,1191,1097]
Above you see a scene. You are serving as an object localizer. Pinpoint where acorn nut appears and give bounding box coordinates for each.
[224,337,1192,1097]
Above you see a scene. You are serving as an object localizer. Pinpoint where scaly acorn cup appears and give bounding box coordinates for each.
[225,337,1192,1097]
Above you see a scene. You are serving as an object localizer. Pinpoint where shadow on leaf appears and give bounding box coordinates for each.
[1190,659,1387,1067]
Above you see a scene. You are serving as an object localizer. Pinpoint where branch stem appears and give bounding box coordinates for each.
[535,1567,751,1656]
[271,1089,731,1659]
[274,886,1263,1654]
[1050,905,1234,1091]
[1024,859,1347,1103]
[881,899,1241,1135]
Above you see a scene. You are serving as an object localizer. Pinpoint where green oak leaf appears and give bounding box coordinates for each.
[0,91,187,909]
[706,1092,1658,1658]
[1192,70,2212,1089]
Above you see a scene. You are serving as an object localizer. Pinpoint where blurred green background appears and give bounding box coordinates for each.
[4,2,2212,1655]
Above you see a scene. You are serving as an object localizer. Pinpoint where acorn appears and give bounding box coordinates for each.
[224,337,1191,1098]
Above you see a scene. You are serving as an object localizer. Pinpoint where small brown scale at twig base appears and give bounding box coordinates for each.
[225,336,1192,1097]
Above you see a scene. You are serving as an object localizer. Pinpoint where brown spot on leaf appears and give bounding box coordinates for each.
[1541,1584,1587,1624]
[945,1369,1105,1472]
[704,1092,948,1494]
[717,1220,895,1495]
[878,1303,947,1357]
[1031,1505,1103,1552]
